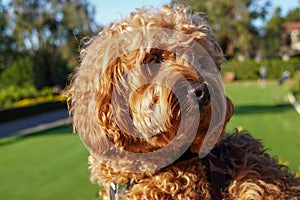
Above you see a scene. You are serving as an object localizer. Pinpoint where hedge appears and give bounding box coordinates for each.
[0,57,33,87]
[222,58,300,81]
[0,84,59,109]
[291,71,300,102]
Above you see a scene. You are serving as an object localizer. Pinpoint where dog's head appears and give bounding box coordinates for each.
[69,5,233,175]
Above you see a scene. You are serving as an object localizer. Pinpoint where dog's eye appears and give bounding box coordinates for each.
[144,53,163,64]
[150,54,161,63]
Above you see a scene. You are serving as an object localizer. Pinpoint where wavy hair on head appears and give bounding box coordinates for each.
[69,3,224,158]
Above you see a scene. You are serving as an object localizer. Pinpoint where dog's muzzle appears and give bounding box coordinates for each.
[188,82,211,107]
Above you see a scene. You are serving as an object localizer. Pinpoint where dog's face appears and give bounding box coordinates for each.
[70,5,233,173]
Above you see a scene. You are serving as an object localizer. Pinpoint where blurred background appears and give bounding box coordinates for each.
[0,0,299,199]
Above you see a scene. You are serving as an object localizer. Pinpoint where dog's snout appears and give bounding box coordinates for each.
[189,82,210,106]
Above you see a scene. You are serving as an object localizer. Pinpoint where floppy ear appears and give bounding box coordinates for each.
[69,36,116,155]
[225,97,234,123]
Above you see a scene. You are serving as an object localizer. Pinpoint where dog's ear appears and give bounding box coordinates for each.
[225,97,234,123]
[69,36,118,155]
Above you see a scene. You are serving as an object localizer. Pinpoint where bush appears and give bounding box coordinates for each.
[0,57,33,88]
[0,85,56,109]
[222,58,300,80]
[291,71,300,102]
[33,48,71,89]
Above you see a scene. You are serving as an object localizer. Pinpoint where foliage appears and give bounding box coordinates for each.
[222,58,300,80]
[172,0,270,58]
[32,48,71,89]
[0,84,55,108]
[0,0,100,109]
[1,0,99,88]
[8,0,97,55]
[260,8,284,58]
[0,2,14,70]
[0,50,72,90]
[291,70,300,102]
[284,7,300,22]
[13,94,64,107]
[291,71,300,92]
[0,57,33,87]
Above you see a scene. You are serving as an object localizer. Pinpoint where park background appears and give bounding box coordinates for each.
[0,0,300,199]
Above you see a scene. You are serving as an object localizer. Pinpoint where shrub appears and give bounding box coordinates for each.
[13,94,64,107]
[291,71,300,102]
[0,57,33,88]
[0,85,55,109]
[222,58,300,80]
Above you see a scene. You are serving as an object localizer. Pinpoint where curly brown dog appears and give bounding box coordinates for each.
[68,5,300,199]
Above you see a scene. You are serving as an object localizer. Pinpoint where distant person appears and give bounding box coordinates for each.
[278,71,291,85]
[258,65,267,86]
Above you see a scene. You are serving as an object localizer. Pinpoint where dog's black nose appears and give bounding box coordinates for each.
[189,82,211,106]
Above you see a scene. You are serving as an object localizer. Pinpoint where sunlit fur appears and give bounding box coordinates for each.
[69,5,300,199]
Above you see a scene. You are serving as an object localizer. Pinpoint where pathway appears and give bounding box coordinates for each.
[0,108,71,138]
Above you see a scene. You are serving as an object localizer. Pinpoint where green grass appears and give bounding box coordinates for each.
[0,81,299,200]
[0,126,100,200]
[225,81,300,173]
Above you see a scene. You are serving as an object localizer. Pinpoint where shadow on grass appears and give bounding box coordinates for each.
[0,125,73,147]
[234,103,293,115]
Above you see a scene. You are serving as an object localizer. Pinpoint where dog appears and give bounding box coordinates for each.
[68,5,300,199]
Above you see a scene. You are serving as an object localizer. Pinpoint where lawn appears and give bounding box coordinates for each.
[0,81,299,200]
[225,81,300,173]
[0,126,100,200]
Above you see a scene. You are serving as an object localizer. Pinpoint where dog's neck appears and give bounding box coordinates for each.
[180,142,229,199]
[204,142,229,199]
[174,143,229,199]
[108,142,229,200]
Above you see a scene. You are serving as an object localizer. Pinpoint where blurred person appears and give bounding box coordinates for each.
[278,70,291,85]
[258,65,268,86]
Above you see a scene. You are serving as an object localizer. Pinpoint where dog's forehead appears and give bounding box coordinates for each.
[84,27,221,76]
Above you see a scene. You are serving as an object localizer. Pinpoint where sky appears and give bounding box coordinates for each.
[88,0,300,26]
[88,0,171,25]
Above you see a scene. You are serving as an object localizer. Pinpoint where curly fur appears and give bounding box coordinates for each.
[68,5,300,199]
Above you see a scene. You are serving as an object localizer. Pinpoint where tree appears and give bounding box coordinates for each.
[0,57,33,88]
[172,0,270,58]
[284,7,300,22]
[0,1,15,71]
[260,8,284,58]
[6,0,98,88]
